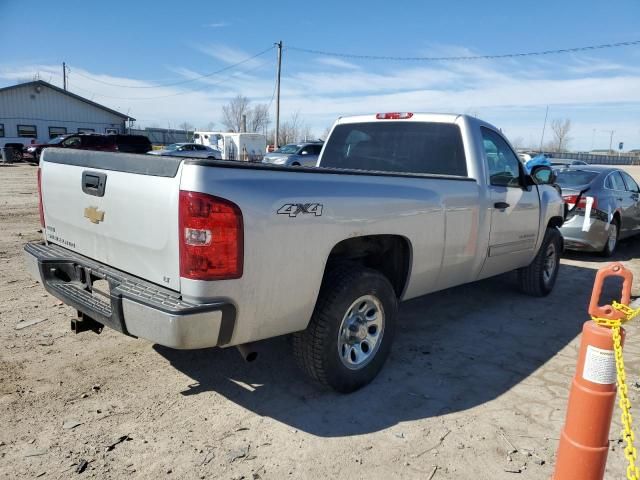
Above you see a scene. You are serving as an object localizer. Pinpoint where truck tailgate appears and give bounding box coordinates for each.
[40,148,183,291]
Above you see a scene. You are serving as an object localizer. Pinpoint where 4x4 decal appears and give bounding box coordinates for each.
[277,203,323,218]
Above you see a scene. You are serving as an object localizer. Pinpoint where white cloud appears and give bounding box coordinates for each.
[205,22,229,28]
[194,44,265,68]
[1,48,639,149]
[315,57,360,70]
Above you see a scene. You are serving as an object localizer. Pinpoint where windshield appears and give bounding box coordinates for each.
[48,137,65,145]
[164,144,180,151]
[275,144,300,154]
[555,170,599,187]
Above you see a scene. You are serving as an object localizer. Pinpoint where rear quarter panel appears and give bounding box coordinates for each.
[179,164,481,345]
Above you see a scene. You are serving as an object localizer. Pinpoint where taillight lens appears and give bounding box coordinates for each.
[178,191,243,280]
[376,112,414,120]
[37,167,45,227]
[563,194,598,210]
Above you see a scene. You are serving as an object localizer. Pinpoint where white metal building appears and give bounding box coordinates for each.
[0,80,133,147]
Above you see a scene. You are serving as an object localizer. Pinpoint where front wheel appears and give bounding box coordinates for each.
[292,265,397,393]
[517,227,562,297]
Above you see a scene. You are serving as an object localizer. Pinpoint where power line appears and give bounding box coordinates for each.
[67,57,275,101]
[69,46,275,88]
[287,39,640,62]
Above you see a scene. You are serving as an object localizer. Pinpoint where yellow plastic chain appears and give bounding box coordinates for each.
[592,301,640,480]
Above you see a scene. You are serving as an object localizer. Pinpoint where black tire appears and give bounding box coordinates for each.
[518,227,562,297]
[292,264,397,393]
[601,217,619,257]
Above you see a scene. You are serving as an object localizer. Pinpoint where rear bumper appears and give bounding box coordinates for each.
[559,215,609,252]
[23,242,235,349]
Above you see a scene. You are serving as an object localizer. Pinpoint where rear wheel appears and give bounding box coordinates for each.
[292,265,397,393]
[518,227,562,297]
[601,217,619,257]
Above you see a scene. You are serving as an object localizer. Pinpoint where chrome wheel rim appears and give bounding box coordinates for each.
[542,242,557,285]
[608,224,617,252]
[337,295,385,370]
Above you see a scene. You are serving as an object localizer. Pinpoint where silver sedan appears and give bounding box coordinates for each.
[147,143,222,160]
[557,166,640,256]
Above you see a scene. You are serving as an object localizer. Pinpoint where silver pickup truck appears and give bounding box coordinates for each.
[24,112,564,392]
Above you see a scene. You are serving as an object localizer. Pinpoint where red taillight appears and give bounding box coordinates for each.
[178,191,243,280]
[376,112,414,120]
[563,194,598,210]
[37,167,45,227]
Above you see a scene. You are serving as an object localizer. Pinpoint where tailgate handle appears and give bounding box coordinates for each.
[82,171,107,197]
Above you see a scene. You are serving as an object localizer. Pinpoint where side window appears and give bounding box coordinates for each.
[194,145,207,151]
[310,145,322,154]
[62,136,81,148]
[620,171,640,193]
[17,125,37,138]
[481,127,521,187]
[609,172,626,191]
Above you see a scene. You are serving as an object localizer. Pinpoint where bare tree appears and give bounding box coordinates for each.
[510,136,525,150]
[321,126,332,141]
[178,121,194,132]
[222,95,251,132]
[222,95,270,133]
[203,121,216,131]
[550,119,572,152]
[248,104,270,134]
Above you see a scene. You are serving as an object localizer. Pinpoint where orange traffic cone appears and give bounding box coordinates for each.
[553,263,632,480]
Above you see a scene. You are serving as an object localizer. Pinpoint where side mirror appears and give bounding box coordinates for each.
[530,165,556,185]
[300,150,308,155]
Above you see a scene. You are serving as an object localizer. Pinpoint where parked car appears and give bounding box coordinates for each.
[25,112,563,393]
[550,158,588,168]
[148,143,222,160]
[263,142,323,166]
[27,134,151,159]
[556,166,640,256]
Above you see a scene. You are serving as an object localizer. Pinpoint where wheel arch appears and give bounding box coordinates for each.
[322,234,413,299]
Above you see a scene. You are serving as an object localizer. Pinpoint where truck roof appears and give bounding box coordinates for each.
[334,112,466,125]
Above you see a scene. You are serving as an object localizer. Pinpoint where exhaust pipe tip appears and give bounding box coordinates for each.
[236,343,258,362]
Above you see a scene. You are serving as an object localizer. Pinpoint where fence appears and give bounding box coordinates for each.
[530,151,640,166]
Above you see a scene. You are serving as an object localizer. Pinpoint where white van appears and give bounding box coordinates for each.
[193,132,266,162]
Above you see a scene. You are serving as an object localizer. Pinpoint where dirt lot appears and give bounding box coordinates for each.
[1,163,640,479]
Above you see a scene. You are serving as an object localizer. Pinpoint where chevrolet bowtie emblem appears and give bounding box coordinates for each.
[84,206,105,224]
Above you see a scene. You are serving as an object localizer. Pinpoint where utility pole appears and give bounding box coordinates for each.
[62,62,67,90]
[538,105,549,152]
[609,130,614,154]
[274,41,282,148]
[600,129,615,154]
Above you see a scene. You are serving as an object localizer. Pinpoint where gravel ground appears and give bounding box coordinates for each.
[1,162,640,479]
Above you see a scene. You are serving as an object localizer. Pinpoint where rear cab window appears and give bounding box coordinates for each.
[320,122,467,176]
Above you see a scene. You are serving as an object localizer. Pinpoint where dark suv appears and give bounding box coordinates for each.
[262,141,324,167]
[27,134,152,159]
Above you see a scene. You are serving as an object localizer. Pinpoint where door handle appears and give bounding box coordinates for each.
[494,202,510,209]
[82,171,107,197]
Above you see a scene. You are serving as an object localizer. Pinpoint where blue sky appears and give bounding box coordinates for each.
[1,0,639,150]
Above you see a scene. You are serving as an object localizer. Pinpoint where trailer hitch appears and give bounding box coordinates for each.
[71,311,104,334]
